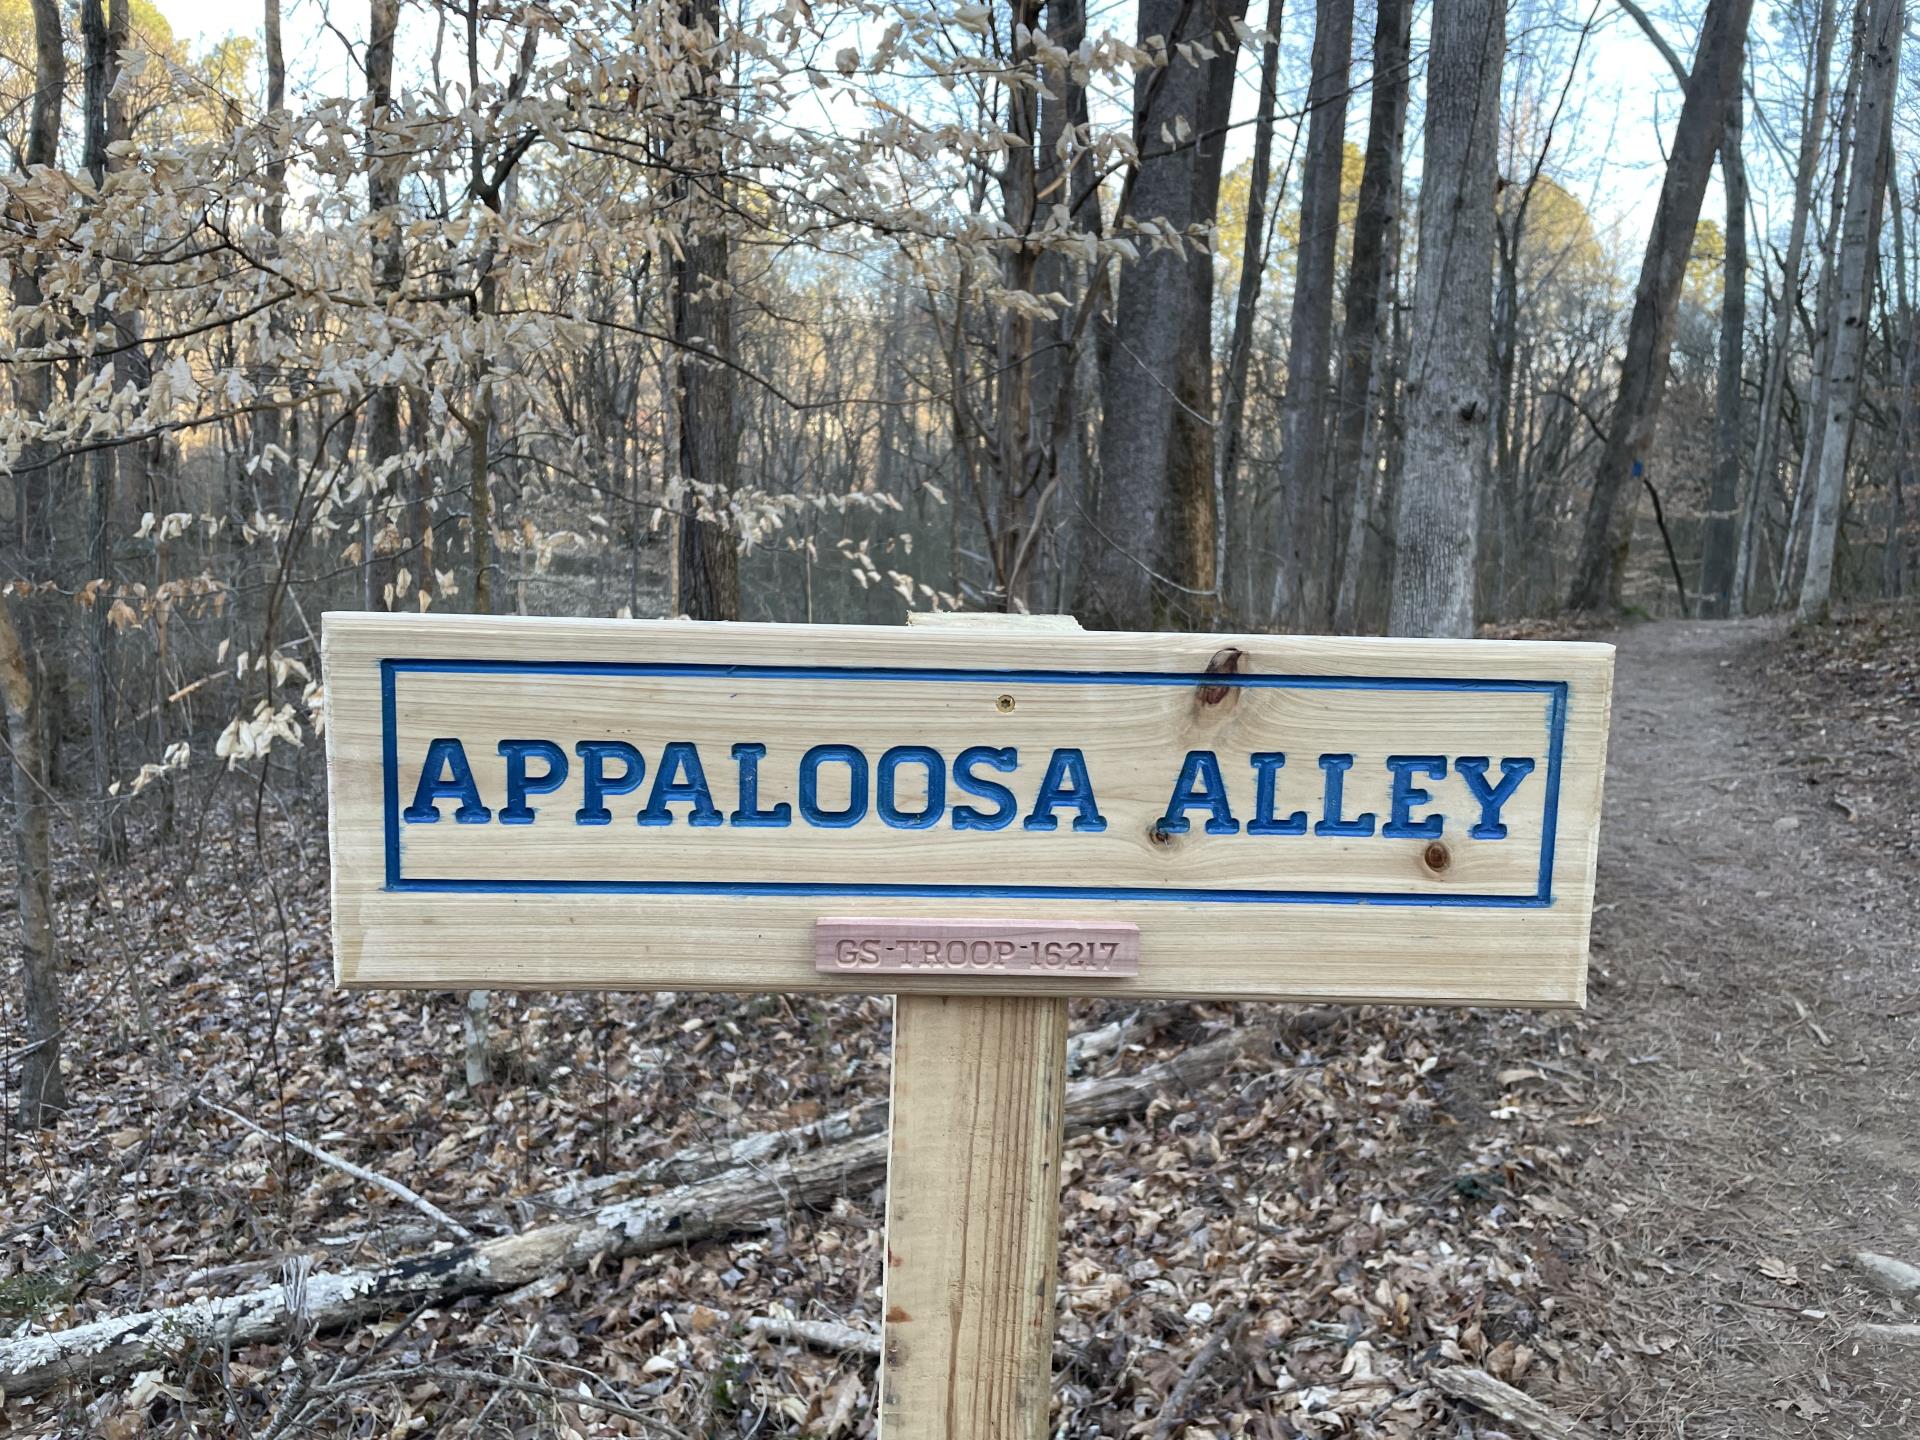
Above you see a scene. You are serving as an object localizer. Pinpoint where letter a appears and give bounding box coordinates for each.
[1157,751,1239,834]
[403,738,491,823]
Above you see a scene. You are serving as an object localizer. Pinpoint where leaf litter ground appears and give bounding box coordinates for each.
[3,612,1918,1437]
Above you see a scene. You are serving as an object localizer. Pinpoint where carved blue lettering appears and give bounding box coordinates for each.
[403,738,491,824]
[952,746,1018,831]
[1455,756,1536,838]
[638,741,723,827]
[574,741,645,825]
[1248,752,1307,835]
[729,742,792,827]
[1382,755,1447,839]
[799,743,869,828]
[1158,750,1239,835]
[497,739,569,825]
[1023,748,1106,832]
[877,745,945,829]
[1314,753,1376,837]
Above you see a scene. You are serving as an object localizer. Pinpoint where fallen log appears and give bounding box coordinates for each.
[1430,1365,1600,1440]
[537,1100,889,1209]
[1854,1251,1920,1300]
[1851,1321,1920,1345]
[0,1030,1262,1398]
[535,1017,1261,1210]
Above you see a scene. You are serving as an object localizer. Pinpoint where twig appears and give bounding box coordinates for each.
[309,1364,687,1434]
[1153,1308,1245,1439]
[1430,1365,1601,1440]
[195,1096,475,1244]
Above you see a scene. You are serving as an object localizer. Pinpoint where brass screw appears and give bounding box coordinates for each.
[996,694,1016,713]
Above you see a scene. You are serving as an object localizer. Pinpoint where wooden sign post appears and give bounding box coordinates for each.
[323,609,1613,1438]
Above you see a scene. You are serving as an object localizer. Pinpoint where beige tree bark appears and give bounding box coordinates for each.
[1566,0,1757,611]
[1798,0,1902,620]
[1781,0,1866,601]
[1388,0,1503,638]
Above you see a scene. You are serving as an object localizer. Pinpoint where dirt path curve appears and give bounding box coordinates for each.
[1565,619,1919,1436]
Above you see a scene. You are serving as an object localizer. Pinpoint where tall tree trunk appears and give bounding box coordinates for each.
[1328,0,1411,629]
[1734,0,1837,613]
[1388,0,1503,638]
[5,0,64,1126]
[1216,0,1285,622]
[1269,0,1355,628]
[1699,84,1748,615]
[366,0,405,606]
[1162,0,1247,624]
[673,0,739,622]
[0,599,62,1127]
[1566,0,1757,611]
[1025,0,1096,610]
[253,0,289,512]
[1782,0,1868,602]
[991,0,1045,610]
[84,0,130,863]
[1890,170,1915,600]
[1077,0,1215,629]
[10,0,63,566]
[1799,0,1902,620]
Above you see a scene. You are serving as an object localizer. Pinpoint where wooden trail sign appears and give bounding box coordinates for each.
[326,613,1612,1006]
[323,610,1614,1438]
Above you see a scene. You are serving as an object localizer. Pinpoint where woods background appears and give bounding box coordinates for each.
[3,0,1920,1433]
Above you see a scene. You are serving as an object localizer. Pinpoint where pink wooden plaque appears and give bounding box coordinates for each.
[815,919,1141,979]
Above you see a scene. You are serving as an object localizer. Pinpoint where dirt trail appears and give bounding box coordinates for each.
[1564,619,1919,1436]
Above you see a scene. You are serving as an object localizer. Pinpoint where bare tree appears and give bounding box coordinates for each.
[1798,0,1902,619]
[1078,0,1220,628]
[1164,0,1247,623]
[1329,0,1412,630]
[1270,0,1354,628]
[1734,0,1837,613]
[5,0,65,1127]
[365,0,406,605]
[1,597,61,1127]
[1699,84,1748,615]
[673,0,740,623]
[1217,0,1287,617]
[1388,0,1504,638]
[1567,0,1757,611]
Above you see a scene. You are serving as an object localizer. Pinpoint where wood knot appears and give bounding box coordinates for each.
[1422,840,1451,874]
[1197,647,1246,707]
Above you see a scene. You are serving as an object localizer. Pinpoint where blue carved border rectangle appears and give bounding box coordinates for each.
[379,659,1568,909]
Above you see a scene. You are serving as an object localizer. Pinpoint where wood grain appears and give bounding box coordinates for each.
[880,990,1069,1440]
[323,611,1614,1005]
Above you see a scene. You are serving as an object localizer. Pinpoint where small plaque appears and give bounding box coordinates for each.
[816,919,1141,979]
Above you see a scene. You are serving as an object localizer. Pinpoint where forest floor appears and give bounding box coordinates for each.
[2,610,1918,1438]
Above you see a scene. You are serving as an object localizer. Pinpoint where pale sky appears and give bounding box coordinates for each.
[151,0,1781,266]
